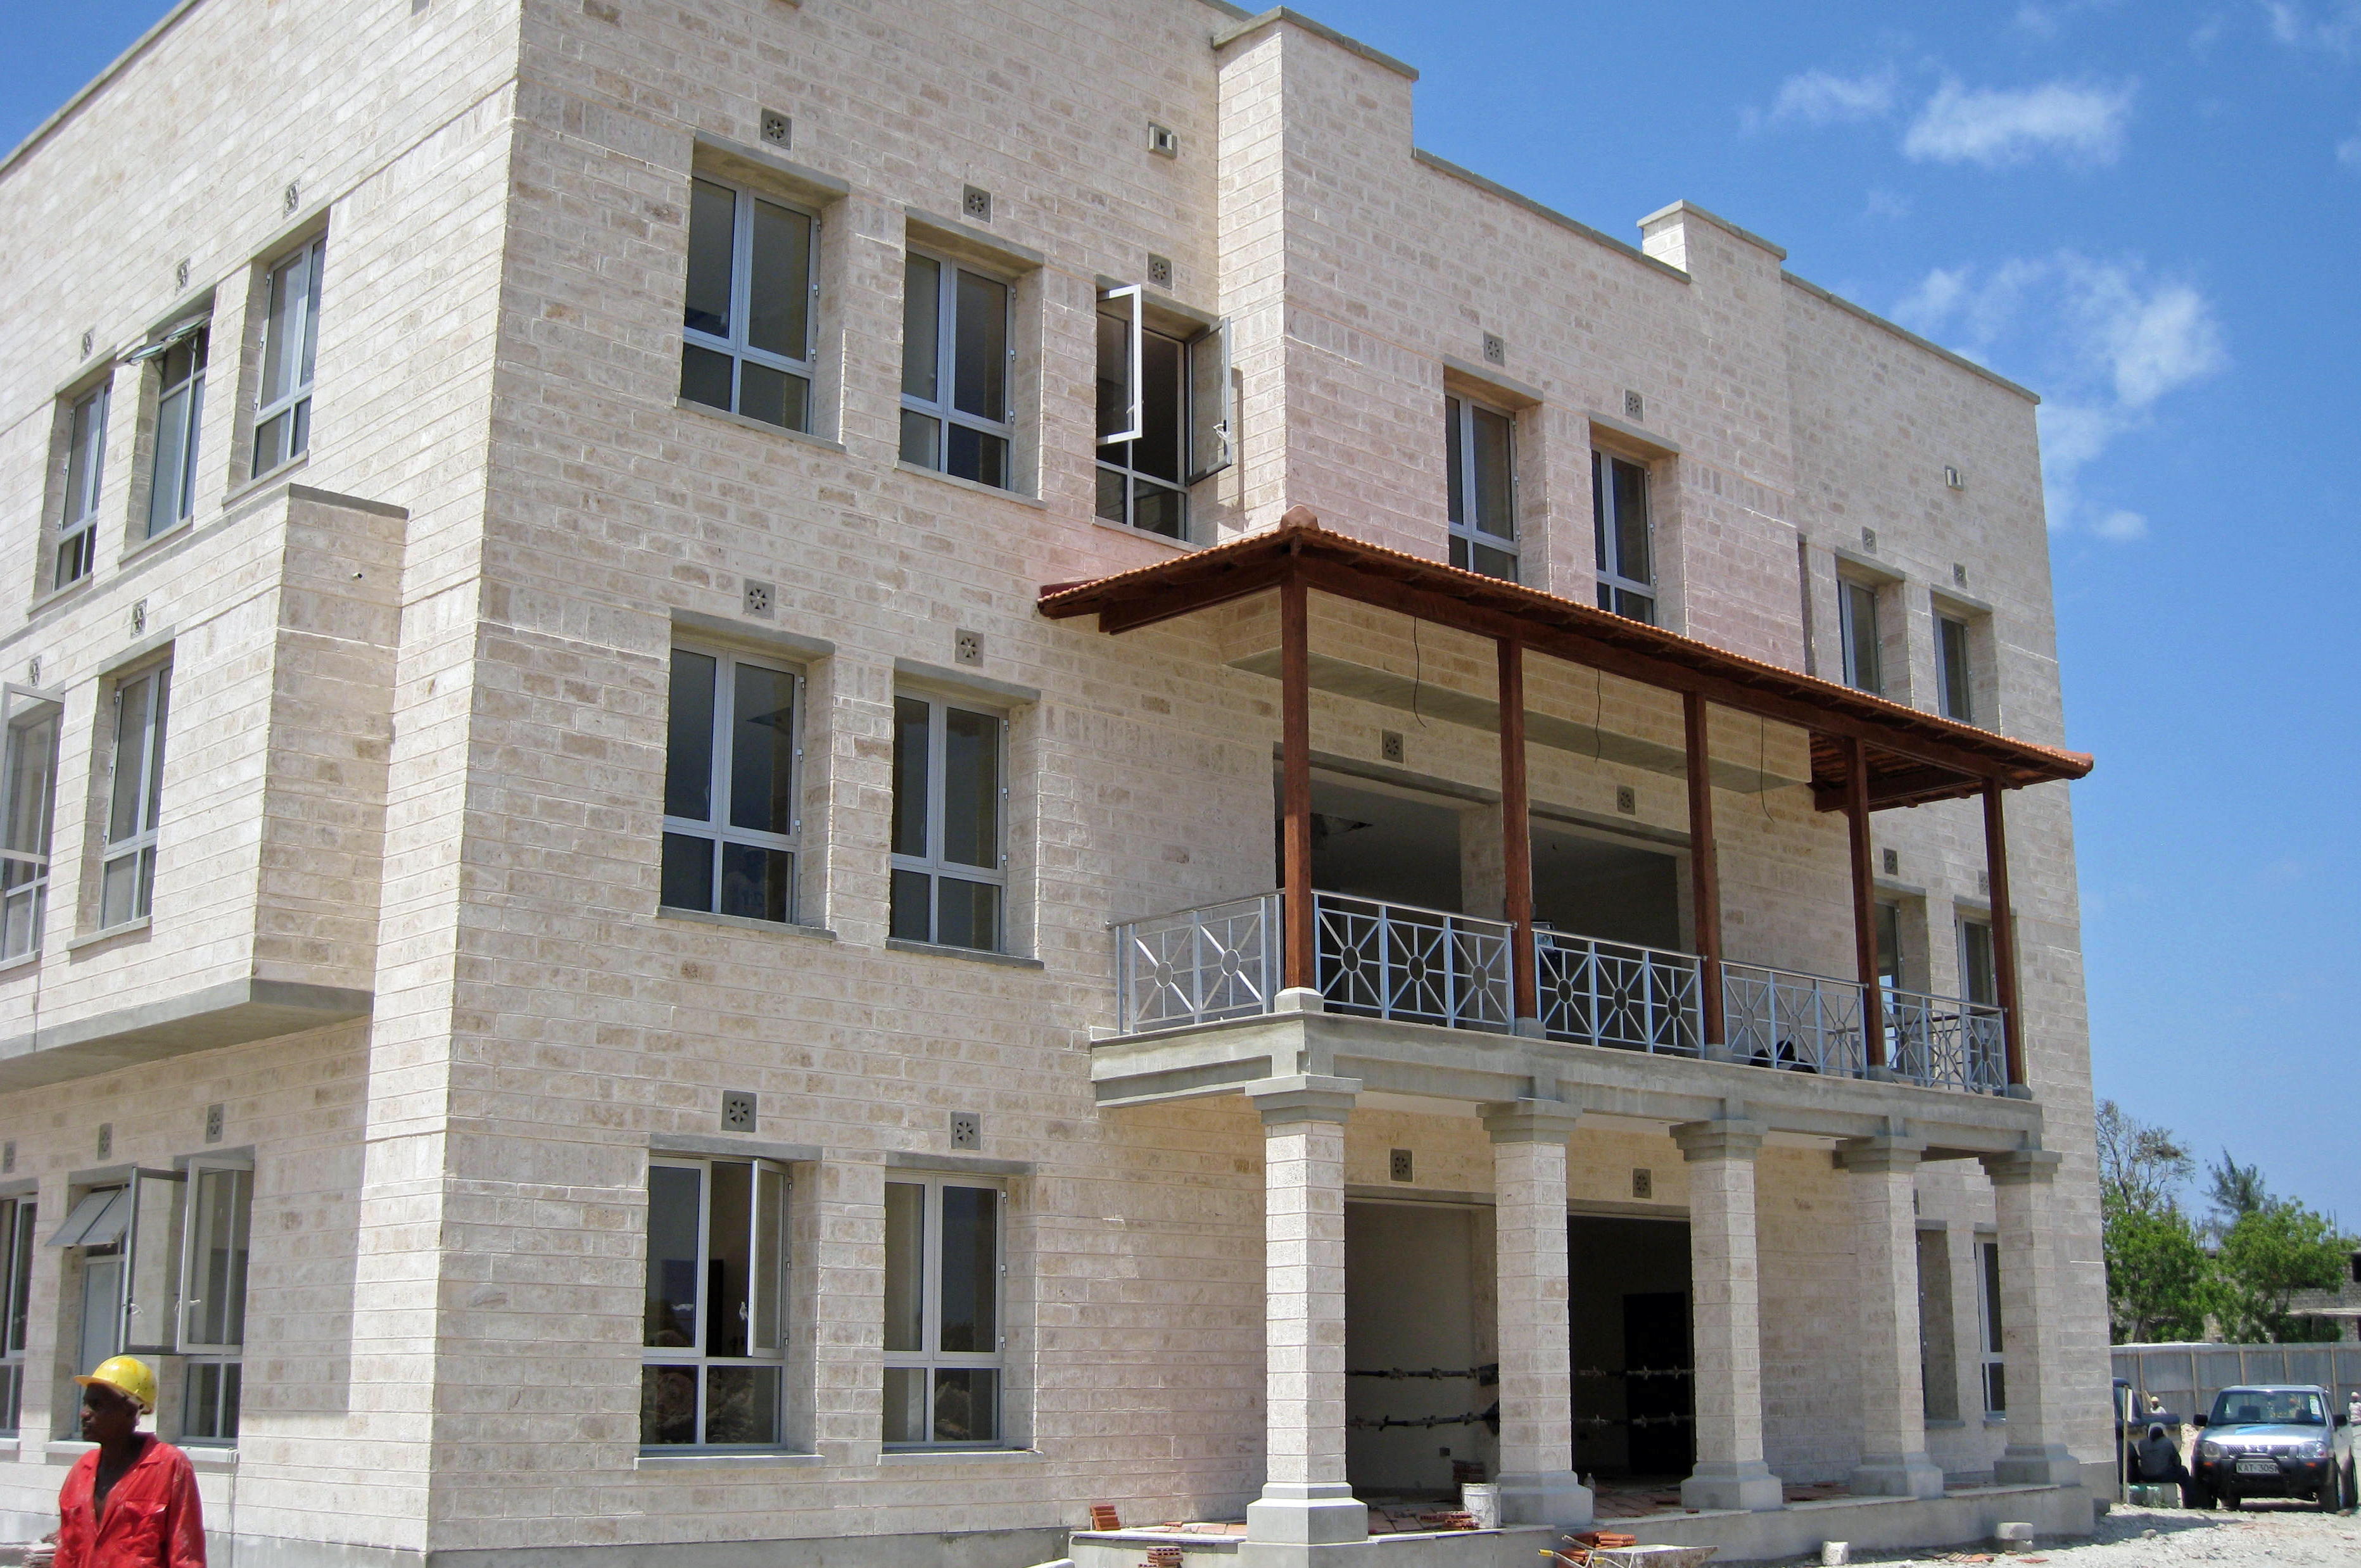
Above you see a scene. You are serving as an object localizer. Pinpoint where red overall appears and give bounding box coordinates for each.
[54,1439,205,1568]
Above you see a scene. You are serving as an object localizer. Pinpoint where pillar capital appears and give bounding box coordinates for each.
[1979,1148,2063,1185]
[1839,1135,1926,1175]
[1481,1098,1583,1144]
[1248,1073,1360,1126]
[1671,1117,1766,1163]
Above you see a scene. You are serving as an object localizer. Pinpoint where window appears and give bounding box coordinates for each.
[140,326,208,538]
[253,238,324,477]
[1592,450,1654,623]
[680,178,816,432]
[1936,612,1974,723]
[899,252,1012,490]
[177,1162,251,1443]
[0,700,59,960]
[1875,901,1904,992]
[883,1178,1001,1446]
[1839,578,1882,695]
[642,1156,789,1449]
[101,666,170,930]
[0,1196,33,1434]
[54,383,110,590]
[890,695,1005,952]
[1959,917,1997,1008]
[660,647,800,925]
[1915,1227,1958,1422]
[1446,396,1517,581]
[49,1173,185,1394]
[1094,286,1232,540]
[1975,1237,2006,1414]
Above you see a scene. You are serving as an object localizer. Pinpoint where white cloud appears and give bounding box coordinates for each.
[2264,0,2361,53]
[2093,509,2151,541]
[2341,126,2361,167]
[1902,79,2136,167]
[1768,68,1898,125]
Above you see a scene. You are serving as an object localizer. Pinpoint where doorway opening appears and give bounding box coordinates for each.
[1282,773,1466,912]
[1344,1199,1497,1502]
[1531,822,1683,951]
[1569,1215,1693,1483]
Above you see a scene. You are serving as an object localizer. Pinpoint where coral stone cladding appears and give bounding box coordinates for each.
[0,0,2106,1563]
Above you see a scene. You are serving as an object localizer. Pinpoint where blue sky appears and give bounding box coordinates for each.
[7,2,2356,1224]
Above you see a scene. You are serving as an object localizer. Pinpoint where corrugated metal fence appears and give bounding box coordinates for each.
[2112,1342,2361,1420]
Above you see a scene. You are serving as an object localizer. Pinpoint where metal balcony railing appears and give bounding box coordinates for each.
[1112,894,1282,1034]
[1313,892,1515,1034]
[1535,932,1702,1058]
[1885,986,2008,1095]
[1719,961,1868,1078]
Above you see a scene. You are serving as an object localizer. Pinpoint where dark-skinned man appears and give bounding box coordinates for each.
[53,1356,205,1568]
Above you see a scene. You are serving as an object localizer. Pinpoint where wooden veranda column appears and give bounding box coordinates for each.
[1280,576,1315,992]
[1682,692,1725,1051]
[1843,736,1888,1072]
[1982,779,2027,1091]
[1497,635,1538,1026]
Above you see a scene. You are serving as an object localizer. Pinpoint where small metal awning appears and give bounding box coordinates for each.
[47,1185,128,1249]
[1039,512,2092,811]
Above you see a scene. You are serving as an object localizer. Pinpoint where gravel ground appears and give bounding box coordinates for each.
[1791,1502,2361,1565]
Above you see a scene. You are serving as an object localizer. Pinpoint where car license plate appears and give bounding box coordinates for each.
[2235,1458,2277,1475]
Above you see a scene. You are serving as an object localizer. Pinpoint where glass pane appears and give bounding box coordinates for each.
[66,392,105,524]
[934,878,1000,954]
[286,397,312,464]
[901,255,940,401]
[260,256,300,407]
[298,243,322,387]
[0,1363,20,1434]
[679,345,733,413]
[1095,308,1129,441]
[660,833,716,914]
[683,179,735,339]
[883,1366,928,1445]
[1592,452,1609,571]
[145,676,169,830]
[1940,618,1974,722]
[750,1163,785,1353]
[898,409,939,469]
[891,698,930,857]
[1612,458,1651,585]
[1472,543,1517,583]
[108,678,149,841]
[148,384,191,536]
[889,869,933,943]
[1985,1363,2006,1415]
[184,1168,251,1348]
[183,1363,222,1440]
[125,1174,185,1353]
[883,1182,925,1354]
[1450,535,1469,571]
[706,1161,752,1357]
[252,410,289,478]
[1845,583,1882,693]
[945,426,1007,489]
[1875,904,1902,990]
[737,363,809,433]
[1133,483,1184,541]
[704,1364,780,1446]
[933,1369,998,1444]
[1983,1244,2005,1350]
[664,651,717,823]
[1472,407,1514,540]
[728,664,795,835]
[1095,465,1126,524]
[1615,588,1655,626]
[951,270,1007,420]
[6,716,56,859]
[640,1364,699,1446]
[100,854,142,930]
[1445,398,1465,526]
[1961,922,1997,1006]
[80,1256,125,1374]
[6,1199,32,1354]
[1136,331,1183,481]
[134,847,156,923]
[645,1165,702,1350]
[718,844,791,923]
[939,708,1000,868]
[937,1185,997,1353]
[746,199,811,360]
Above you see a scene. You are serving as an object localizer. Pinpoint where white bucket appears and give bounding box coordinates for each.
[1460,1482,1501,1529]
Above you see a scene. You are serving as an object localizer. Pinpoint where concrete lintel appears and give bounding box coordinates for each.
[1246,1073,1360,1125]
[1479,1097,1583,1144]
[1671,1118,1768,1163]
[1980,1148,2063,1185]
[1839,1134,1928,1175]
[0,977,372,1092]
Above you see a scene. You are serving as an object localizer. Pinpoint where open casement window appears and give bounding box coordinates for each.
[1839,578,1883,695]
[1935,612,1975,723]
[0,1196,34,1433]
[0,690,61,961]
[125,320,209,540]
[177,1161,251,1443]
[253,237,324,477]
[899,251,1014,490]
[1958,917,1997,1008]
[1975,1238,2006,1414]
[53,383,111,591]
[641,1156,790,1450]
[659,647,801,925]
[101,665,170,930]
[888,694,1006,952]
[1446,395,1517,581]
[47,1172,185,1377]
[679,177,818,433]
[1094,286,1230,541]
[882,1178,1002,1447]
[1592,450,1655,624]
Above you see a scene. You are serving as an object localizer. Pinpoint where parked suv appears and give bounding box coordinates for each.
[2192,1385,2354,1512]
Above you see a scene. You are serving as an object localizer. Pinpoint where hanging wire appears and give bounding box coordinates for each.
[1410,616,1429,729]
[1759,715,1775,823]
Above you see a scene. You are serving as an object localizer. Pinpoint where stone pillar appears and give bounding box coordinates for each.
[1671,1117,1784,1512]
[1244,1075,1369,1548]
[1839,1137,1946,1498]
[1481,1099,1593,1529]
[1980,1149,2083,1486]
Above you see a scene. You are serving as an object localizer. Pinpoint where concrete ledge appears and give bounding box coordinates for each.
[0,977,372,1091]
[1621,1484,2092,1564]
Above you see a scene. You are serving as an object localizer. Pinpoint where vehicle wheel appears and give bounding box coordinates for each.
[2191,1484,2216,1511]
[2322,1464,2342,1514]
[2222,1489,2241,1511]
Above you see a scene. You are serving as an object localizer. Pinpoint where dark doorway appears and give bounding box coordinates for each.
[1569,1215,1693,1481]
[1621,1292,1692,1476]
[1279,773,1465,912]
[1343,1201,1497,1500]
[1531,823,1682,950]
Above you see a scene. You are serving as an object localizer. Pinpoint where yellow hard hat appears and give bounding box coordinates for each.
[74,1355,156,1413]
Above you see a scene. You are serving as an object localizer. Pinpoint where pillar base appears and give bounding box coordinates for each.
[1850,1450,1947,1498]
[1994,1445,2083,1487]
[1497,1469,1593,1527]
[1681,1460,1785,1512]
[1246,1483,1369,1545]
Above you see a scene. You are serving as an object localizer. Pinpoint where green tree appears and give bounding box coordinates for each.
[2096,1100,2194,1211]
[2212,1200,2350,1343]
[2101,1196,2212,1342]
[2204,1149,2269,1239]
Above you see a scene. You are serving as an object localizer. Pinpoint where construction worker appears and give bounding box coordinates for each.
[53,1356,205,1568]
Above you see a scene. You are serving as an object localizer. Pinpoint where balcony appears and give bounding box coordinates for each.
[1113,893,2006,1097]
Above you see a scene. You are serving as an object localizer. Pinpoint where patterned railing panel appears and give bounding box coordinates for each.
[1720,962,1868,1079]
[1112,894,1282,1034]
[1313,893,1514,1033]
[1886,987,2008,1095]
[1535,932,1702,1057]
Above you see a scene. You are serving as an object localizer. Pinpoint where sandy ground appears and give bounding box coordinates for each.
[1807,1501,2361,1565]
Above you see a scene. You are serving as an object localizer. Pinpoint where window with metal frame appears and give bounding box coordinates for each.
[1446,395,1517,581]
[0,697,59,961]
[1875,901,1905,992]
[660,647,801,925]
[1592,450,1655,623]
[899,251,1013,490]
[0,1196,34,1434]
[882,1177,1002,1446]
[1958,917,1997,1009]
[53,383,110,590]
[100,665,170,930]
[889,694,1006,952]
[1094,286,1231,540]
[128,322,208,539]
[1936,612,1974,723]
[47,1172,186,1388]
[1838,578,1883,695]
[679,178,818,432]
[177,1161,251,1443]
[252,237,324,477]
[641,1156,790,1449]
[1976,1237,2006,1413]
